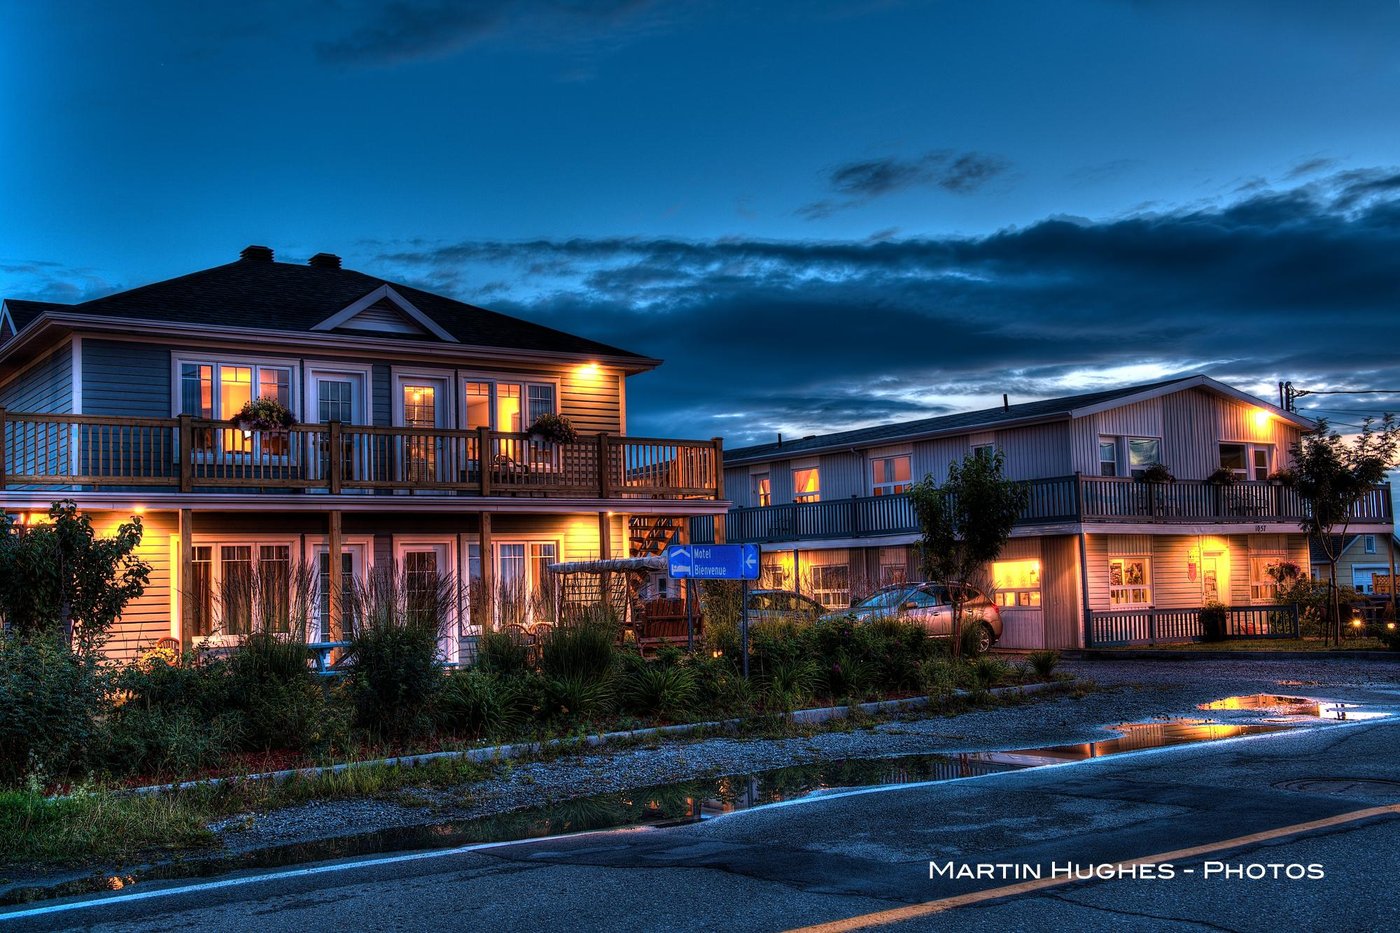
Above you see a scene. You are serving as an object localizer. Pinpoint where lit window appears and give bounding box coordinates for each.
[992,559,1042,608]
[871,455,912,496]
[1108,557,1151,607]
[180,360,294,456]
[810,563,850,609]
[465,382,491,429]
[1099,438,1119,477]
[793,467,821,503]
[461,379,557,432]
[187,542,300,640]
[497,383,523,433]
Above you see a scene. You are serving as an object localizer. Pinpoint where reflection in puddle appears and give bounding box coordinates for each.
[1199,694,1386,721]
[2,699,1365,907]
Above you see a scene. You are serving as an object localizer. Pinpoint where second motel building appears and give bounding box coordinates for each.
[698,376,1395,648]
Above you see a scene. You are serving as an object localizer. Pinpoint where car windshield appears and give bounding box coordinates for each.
[853,587,914,610]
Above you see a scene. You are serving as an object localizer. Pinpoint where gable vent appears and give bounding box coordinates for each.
[240,244,274,262]
[309,252,342,270]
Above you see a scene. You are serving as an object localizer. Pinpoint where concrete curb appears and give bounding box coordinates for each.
[1075,649,1399,662]
[124,679,1069,797]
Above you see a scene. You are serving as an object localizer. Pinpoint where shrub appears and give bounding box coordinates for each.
[545,673,614,722]
[621,663,697,720]
[917,657,958,697]
[1027,649,1061,679]
[969,655,1011,690]
[228,632,341,754]
[0,632,107,786]
[538,613,617,683]
[103,706,239,777]
[437,670,531,739]
[684,653,753,715]
[1199,602,1228,642]
[760,656,819,713]
[347,566,455,740]
[478,630,532,676]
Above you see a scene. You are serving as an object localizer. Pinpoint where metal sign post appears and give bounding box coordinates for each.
[666,544,760,675]
[686,577,695,652]
[741,577,750,678]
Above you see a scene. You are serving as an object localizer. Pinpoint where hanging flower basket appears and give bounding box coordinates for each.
[1205,467,1238,486]
[527,412,579,444]
[1141,463,1175,484]
[231,396,296,433]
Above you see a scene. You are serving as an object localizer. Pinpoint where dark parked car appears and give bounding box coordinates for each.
[745,589,828,624]
[820,582,1003,652]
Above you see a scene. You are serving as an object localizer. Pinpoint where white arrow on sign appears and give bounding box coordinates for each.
[668,546,692,577]
[743,545,759,574]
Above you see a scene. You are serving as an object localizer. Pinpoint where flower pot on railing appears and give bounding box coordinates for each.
[230,397,295,457]
[526,412,579,445]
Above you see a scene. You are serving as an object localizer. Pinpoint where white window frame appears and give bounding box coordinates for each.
[1099,437,1120,477]
[1126,437,1162,478]
[184,535,302,646]
[303,534,374,641]
[1220,441,1272,481]
[393,534,461,659]
[464,535,562,628]
[171,354,301,420]
[870,454,912,496]
[1364,534,1377,554]
[792,463,821,504]
[1108,555,1152,608]
[303,361,374,425]
[992,558,1042,608]
[457,372,562,433]
[809,562,851,609]
[970,443,995,462]
[391,367,455,428]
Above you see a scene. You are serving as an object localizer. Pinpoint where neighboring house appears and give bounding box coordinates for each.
[0,246,728,661]
[1309,534,1400,595]
[693,376,1394,648]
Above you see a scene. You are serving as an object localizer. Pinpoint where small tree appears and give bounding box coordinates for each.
[908,450,1029,657]
[1291,417,1400,645]
[0,500,150,652]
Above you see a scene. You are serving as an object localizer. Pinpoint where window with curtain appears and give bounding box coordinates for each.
[792,467,821,503]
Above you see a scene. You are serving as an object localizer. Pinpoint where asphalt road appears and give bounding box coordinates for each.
[6,690,1400,933]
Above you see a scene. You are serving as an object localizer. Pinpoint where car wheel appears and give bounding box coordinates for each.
[974,623,994,655]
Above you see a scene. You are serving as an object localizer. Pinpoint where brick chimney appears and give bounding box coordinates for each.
[309,252,342,270]
[240,245,274,262]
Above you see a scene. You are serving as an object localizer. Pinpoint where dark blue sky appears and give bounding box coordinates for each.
[4,1,1400,442]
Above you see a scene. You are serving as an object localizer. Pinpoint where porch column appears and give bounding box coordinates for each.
[1389,538,1397,618]
[598,511,613,606]
[1078,531,1093,649]
[478,511,493,629]
[793,548,801,595]
[179,508,194,652]
[327,510,343,642]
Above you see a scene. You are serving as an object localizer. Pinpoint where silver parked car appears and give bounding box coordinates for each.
[745,589,828,624]
[820,582,1003,653]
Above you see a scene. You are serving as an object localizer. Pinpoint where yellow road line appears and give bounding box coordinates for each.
[786,802,1400,933]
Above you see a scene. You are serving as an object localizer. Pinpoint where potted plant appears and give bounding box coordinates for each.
[527,412,579,444]
[1205,467,1237,486]
[231,396,296,432]
[1266,468,1297,486]
[1140,463,1175,484]
[1199,601,1228,642]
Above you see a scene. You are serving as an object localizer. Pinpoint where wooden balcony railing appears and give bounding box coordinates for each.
[690,474,1393,544]
[0,409,723,501]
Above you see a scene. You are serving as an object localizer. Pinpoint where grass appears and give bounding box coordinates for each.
[1100,637,1391,652]
[1,674,1080,871]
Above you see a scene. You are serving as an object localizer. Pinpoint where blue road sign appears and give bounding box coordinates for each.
[666,543,760,580]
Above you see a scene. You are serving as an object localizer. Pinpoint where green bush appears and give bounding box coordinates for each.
[1027,649,1061,679]
[437,670,531,739]
[478,630,532,676]
[1199,602,1228,642]
[545,673,614,722]
[228,632,342,753]
[103,706,238,777]
[621,663,698,720]
[684,653,753,715]
[969,655,1011,690]
[538,619,617,683]
[113,653,230,719]
[347,566,454,741]
[0,633,106,786]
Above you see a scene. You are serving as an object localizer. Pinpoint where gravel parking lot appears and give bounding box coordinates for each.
[212,655,1400,854]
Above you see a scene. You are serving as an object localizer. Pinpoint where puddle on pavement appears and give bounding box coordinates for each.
[0,700,1361,908]
[1199,694,1387,722]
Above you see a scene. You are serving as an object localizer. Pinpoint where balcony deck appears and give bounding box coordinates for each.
[693,474,1393,544]
[0,410,723,502]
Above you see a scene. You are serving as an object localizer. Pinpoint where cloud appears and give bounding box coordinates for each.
[318,0,664,66]
[0,260,121,304]
[800,150,1009,218]
[366,166,1400,443]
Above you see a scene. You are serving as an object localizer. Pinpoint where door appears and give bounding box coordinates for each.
[313,371,365,485]
[397,542,456,656]
[1202,553,1222,603]
[398,377,450,485]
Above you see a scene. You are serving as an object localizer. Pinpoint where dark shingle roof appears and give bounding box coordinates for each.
[3,299,66,330]
[5,255,649,361]
[727,378,1192,463]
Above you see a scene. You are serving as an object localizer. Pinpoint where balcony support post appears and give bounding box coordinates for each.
[178,415,193,493]
[328,421,343,495]
[327,510,343,642]
[598,510,613,608]
[479,511,494,630]
[479,427,492,496]
[597,433,612,499]
[179,508,194,652]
